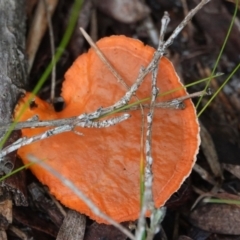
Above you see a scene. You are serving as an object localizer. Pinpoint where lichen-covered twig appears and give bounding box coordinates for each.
[135,11,170,240]
[0,90,208,132]
[0,114,130,159]
[135,1,211,239]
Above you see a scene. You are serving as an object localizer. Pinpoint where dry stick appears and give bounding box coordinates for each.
[0,90,204,132]
[135,12,170,240]
[102,0,211,116]
[80,28,128,89]
[0,114,130,159]
[0,88,207,158]
[164,0,210,49]
[6,0,210,142]
[28,155,135,240]
[80,28,146,159]
[135,0,211,239]
[42,0,56,102]
[128,90,208,111]
[147,12,170,240]
[0,90,207,158]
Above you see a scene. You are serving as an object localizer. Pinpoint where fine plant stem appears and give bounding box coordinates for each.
[203,197,240,205]
[198,62,240,116]
[0,88,207,159]
[0,114,131,159]
[135,12,170,240]
[135,1,211,239]
[43,0,56,102]
[28,155,135,240]
[80,28,128,89]
[196,0,239,111]
[0,75,219,132]
[164,0,211,49]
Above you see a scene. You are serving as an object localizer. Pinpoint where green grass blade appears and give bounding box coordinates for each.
[204,197,240,205]
[198,62,240,116]
[0,162,33,182]
[196,0,239,113]
[0,0,83,150]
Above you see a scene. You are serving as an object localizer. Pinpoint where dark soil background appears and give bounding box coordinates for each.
[2,0,240,239]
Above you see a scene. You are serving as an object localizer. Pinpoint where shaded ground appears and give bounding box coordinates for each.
[2,0,240,239]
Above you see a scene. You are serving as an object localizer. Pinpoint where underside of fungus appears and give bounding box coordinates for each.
[14,36,200,223]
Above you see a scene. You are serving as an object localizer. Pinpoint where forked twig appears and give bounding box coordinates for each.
[0,114,130,158]
[135,11,170,240]
[136,1,211,239]
[0,90,208,132]
[80,28,146,169]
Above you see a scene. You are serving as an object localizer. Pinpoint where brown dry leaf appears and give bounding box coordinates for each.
[190,203,240,235]
[200,121,223,179]
[0,197,12,229]
[0,231,7,240]
[2,131,28,207]
[28,183,64,227]
[178,236,193,240]
[95,0,150,23]
[223,164,240,180]
[26,0,59,72]
[56,210,86,240]
[84,222,129,240]
[13,206,58,237]
[189,0,240,63]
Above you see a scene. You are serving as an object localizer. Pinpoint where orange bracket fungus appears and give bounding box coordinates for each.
[14,36,200,223]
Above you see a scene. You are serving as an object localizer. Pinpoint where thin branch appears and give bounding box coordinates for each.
[164,0,210,48]
[135,1,211,239]
[0,90,208,132]
[28,155,135,240]
[80,28,146,165]
[42,0,56,102]
[0,114,130,159]
[135,11,170,240]
[80,28,128,89]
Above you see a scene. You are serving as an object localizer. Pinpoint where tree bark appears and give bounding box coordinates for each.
[0,0,26,120]
[0,0,27,206]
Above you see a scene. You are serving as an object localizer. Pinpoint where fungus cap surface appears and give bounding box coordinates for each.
[15,36,200,223]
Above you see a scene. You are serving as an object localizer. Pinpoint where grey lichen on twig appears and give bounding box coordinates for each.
[135,11,170,240]
[135,1,211,239]
[0,113,131,159]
